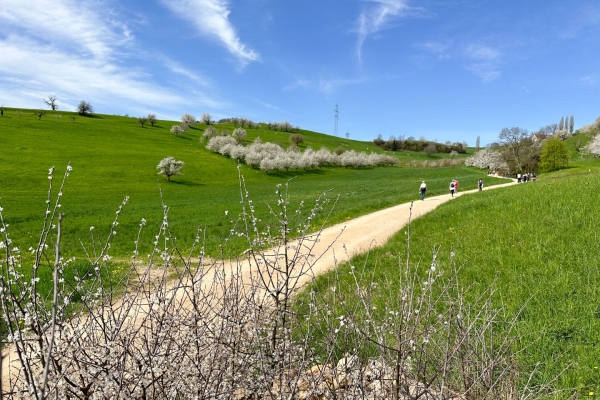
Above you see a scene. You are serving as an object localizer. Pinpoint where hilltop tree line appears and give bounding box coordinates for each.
[372,135,467,155]
[466,116,580,173]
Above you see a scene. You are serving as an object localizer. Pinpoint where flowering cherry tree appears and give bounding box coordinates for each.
[157,156,184,182]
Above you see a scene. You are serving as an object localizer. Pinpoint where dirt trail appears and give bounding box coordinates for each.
[293,179,516,284]
[1,179,516,391]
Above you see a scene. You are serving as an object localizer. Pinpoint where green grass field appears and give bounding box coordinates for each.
[0,108,494,260]
[3,107,600,395]
[300,166,600,396]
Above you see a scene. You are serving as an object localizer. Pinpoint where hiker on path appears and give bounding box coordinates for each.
[419,181,427,201]
[449,180,456,197]
[454,179,459,192]
[478,179,484,191]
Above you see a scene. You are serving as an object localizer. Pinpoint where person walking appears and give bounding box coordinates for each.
[478,179,484,191]
[449,180,456,197]
[454,178,459,192]
[419,181,427,201]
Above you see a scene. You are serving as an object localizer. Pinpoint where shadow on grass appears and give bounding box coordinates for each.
[266,169,329,179]
[176,135,193,141]
[170,180,205,187]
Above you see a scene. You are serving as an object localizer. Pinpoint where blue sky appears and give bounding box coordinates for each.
[1,0,599,146]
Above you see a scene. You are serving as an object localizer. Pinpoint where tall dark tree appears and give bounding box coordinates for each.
[558,116,564,131]
[569,115,574,134]
[44,96,58,110]
[475,135,481,151]
[77,100,93,115]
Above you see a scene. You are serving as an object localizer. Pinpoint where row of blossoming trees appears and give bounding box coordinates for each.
[206,135,399,172]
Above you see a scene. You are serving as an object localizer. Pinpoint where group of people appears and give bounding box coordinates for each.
[419,179,466,200]
[419,177,484,201]
[516,173,536,183]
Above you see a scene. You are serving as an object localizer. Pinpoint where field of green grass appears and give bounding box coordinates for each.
[0,108,495,260]
[4,107,600,395]
[300,164,600,396]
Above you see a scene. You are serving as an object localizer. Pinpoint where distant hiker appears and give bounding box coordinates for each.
[517,173,521,183]
[449,180,456,197]
[478,179,484,191]
[532,172,537,182]
[419,181,427,201]
[454,179,459,192]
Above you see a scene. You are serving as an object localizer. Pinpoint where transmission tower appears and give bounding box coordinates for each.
[334,103,339,137]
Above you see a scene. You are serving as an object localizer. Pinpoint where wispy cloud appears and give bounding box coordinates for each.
[0,0,129,60]
[282,77,311,91]
[282,75,365,95]
[0,0,221,116]
[255,100,286,113]
[416,41,451,60]
[355,0,419,63]
[463,44,501,82]
[318,76,367,94]
[160,0,260,67]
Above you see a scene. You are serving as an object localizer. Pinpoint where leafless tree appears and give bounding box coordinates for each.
[77,100,93,115]
[148,113,157,126]
[138,116,148,127]
[289,133,305,145]
[498,127,530,172]
[44,96,58,110]
[424,143,437,157]
[34,109,46,120]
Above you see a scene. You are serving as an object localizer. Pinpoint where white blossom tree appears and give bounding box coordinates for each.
[232,127,247,144]
[584,134,600,157]
[170,125,186,135]
[181,113,197,130]
[157,156,184,182]
[200,113,212,125]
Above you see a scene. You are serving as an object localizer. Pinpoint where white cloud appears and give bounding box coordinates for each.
[463,44,501,82]
[318,76,366,94]
[464,63,501,82]
[0,0,129,60]
[355,0,416,63]
[416,41,451,60]
[464,44,500,61]
[282,77,310,91]
[160,0,259,67]
[0,0,223,116]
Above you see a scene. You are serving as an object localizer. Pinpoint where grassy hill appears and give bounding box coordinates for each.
[3,107,600,395]
[300,165,600,396]
[0,108,494,260]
